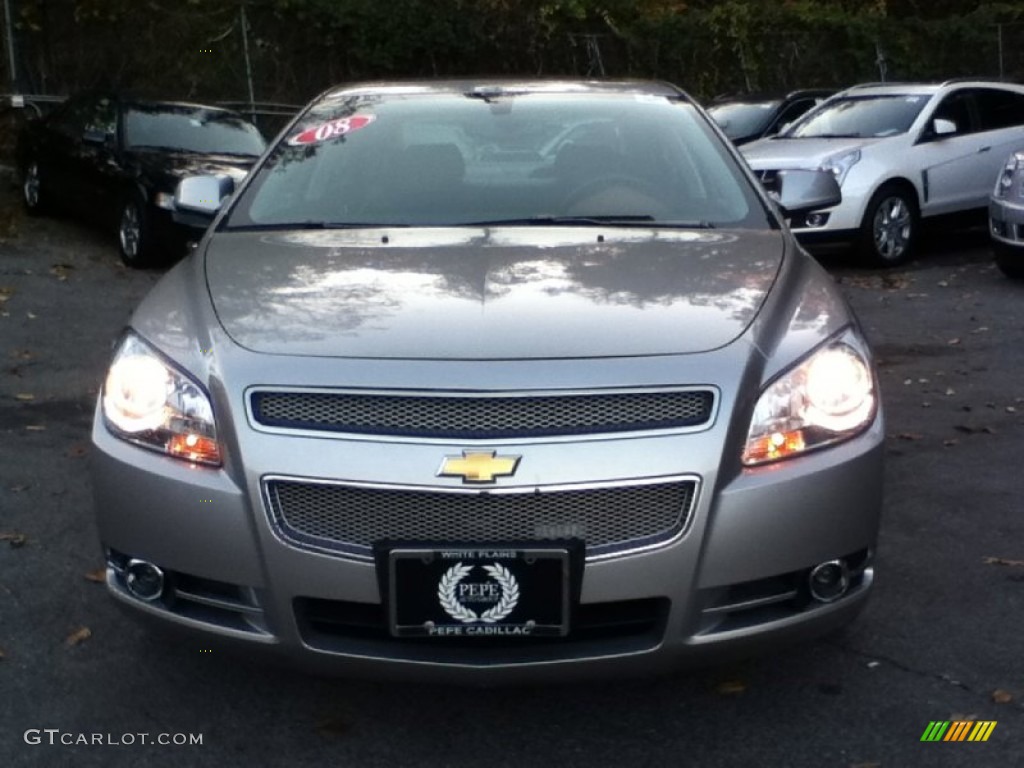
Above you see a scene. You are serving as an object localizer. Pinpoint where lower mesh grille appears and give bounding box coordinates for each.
[264,478,697,559]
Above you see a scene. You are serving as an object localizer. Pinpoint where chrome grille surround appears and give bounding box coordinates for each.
[262,475,700,563]
[247,387,717,442]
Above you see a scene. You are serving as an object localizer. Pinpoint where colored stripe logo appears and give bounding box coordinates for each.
[921,721,997,742]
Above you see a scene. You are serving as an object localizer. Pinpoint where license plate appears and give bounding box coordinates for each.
[387,546,570,638]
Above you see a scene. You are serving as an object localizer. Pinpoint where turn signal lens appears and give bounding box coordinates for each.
[743,333,877,466]
[102,334,221,467]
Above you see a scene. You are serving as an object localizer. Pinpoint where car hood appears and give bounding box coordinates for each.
[204,227,785,360]
[130,150,257,186]
[742,136,882,168]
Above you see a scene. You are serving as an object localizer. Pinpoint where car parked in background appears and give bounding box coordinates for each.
[707,89,834,146]
[742,80,1024,266]
[90,78,884,683]
[990,150,1024,279]
[17,94,266,267]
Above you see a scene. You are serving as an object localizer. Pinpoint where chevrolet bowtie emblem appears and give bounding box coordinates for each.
[438,451,521,484]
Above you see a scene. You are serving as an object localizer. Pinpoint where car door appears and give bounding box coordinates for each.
[914,89,997,216]
[73,97,121,218]
[972,87,1024,200]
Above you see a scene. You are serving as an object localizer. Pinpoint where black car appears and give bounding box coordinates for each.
[706,89,834,146]
[17,95,266,267]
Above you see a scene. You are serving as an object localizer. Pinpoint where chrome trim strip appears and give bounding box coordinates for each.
[173,589,265,616]
[243,385,720,445]
[702,590,800,616]
[260,473,701,564]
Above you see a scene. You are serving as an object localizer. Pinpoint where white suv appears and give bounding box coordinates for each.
[742,80,1024,266]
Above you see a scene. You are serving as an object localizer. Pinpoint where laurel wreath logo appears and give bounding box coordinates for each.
[437,562,520,624]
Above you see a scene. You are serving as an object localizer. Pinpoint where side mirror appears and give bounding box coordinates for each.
[172,175,234,229]
[773,169,841,217]
[932,118,957,136]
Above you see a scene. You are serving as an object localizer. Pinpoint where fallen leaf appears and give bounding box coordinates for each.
[983,556,1024,568]
[64,626,91,648]
[947,338,961,346]
[24,425,45,431]
[954,425,988,434]
[8,484,28,493]
[897,432,923,441]
[943,439,958,447]
[66,443,88,459]
[26,312,37,319]
[866,661,881,669]
[715,680,746,695]
[944,388,955,396]
[1008,406,1018,414]
[992,689,1014,704]
[84,568,106,583]
[0,532,27,548]
[14,393,34,401]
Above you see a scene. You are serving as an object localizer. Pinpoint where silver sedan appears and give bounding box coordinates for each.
[91,80,883,683]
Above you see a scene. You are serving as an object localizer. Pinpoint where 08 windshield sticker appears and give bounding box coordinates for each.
[287,114,376,146]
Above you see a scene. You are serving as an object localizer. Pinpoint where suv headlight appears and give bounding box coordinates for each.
[820,149,861,186]
[994,153,1023,199]
[102,333,221,466]
[742,331,877,466]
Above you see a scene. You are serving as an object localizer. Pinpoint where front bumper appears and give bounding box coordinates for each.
[989,195,1024,251]
[91,399,884,684]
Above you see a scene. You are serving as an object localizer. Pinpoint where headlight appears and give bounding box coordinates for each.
[742,332,877,466]
[994,154,1022,199]
[820,149,861,186]
[102,333,221,466]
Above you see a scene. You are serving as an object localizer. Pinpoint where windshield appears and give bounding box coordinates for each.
[707,101,780,140]
[124,106,266,156]
[784,94,929,139]
[225,92,765,230]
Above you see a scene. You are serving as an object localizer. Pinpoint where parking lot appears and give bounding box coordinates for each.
[0,171,1022,768]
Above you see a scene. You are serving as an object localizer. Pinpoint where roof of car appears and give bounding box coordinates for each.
[841,79,1024,97]
[322,79,691,102]
[709,88,834,105]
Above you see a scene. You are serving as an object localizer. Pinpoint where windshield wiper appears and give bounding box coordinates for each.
[226,221,408,232]
[461,215,716,229]
[790,132,863,139]
[461,215,657,226]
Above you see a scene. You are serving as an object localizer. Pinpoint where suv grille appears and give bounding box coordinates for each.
[250,389,715,439]
[264,478,697,559]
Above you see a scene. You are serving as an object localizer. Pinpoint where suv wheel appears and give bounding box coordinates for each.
[118,194,156,268]
[860,183,918,267]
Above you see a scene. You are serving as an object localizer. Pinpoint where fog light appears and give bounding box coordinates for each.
[808,560,849,603]
[804,212,829,228]
[125,559,165,602]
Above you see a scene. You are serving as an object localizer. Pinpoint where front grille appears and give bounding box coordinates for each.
[264,478,697,559]
[250,389,715,439]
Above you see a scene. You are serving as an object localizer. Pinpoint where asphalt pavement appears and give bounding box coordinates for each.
[0,173,1021,768]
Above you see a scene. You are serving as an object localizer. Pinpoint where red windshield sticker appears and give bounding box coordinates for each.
[287,115,376,146]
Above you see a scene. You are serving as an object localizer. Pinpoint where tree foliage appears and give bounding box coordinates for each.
[2,0,1023,105]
